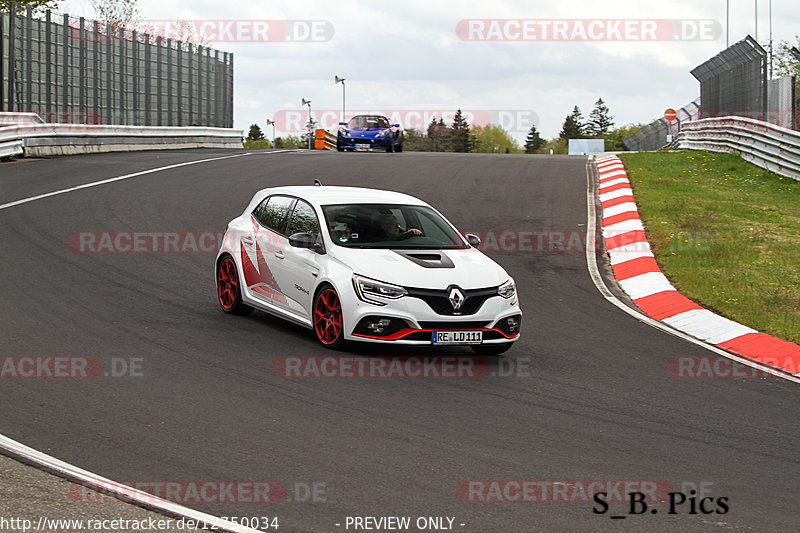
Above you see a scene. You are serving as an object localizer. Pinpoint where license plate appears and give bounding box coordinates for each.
[354,144,371,151]
[432,330,483,345]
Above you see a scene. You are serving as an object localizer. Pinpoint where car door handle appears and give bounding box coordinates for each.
[274,251,285,259]
[241,237,254,245]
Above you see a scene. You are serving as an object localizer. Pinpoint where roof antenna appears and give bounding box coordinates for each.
[314,179,322,186]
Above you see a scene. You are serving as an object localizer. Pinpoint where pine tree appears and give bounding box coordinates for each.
[587,98,615,136]
[427,115,451,151]
[560,106,586,140]
[524,124,543,154]
[451,109,472,152]
[247,124,265,141]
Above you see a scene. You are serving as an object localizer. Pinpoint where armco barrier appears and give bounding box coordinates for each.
[0,123,243,158]
[675,116,800,180]
[314,128,335,150]
[0,139,24,159]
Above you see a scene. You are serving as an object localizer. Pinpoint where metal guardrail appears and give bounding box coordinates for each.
[675,116,800,180]
[0,123,243,157]
[0,138,24,158]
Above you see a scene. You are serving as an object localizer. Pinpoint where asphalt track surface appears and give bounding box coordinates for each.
[1,149,798,533]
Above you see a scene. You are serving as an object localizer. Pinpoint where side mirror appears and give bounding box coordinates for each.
[289,232,324,253]
[465,233,481,247]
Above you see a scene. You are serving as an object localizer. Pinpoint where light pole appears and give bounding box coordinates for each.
[265,119,276,146]
[726,0,729,48]
[754,0,758,41]
[302,98,314,150]
[335,75,346,123]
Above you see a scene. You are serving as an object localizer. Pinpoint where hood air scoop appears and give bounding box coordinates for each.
[393,250,455,269]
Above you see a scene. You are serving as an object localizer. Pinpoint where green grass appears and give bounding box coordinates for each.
[618,150,800,344]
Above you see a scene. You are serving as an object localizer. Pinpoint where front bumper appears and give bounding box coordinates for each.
[341,286,522,345]
[337,133,392,151]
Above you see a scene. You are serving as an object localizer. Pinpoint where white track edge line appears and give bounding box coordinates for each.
[0,150,298,212]
[0,150,307,531]
[0,434,260,533]
[583,158,800,383]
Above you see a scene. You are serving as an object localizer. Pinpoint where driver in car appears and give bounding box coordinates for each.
[377,213,422,240]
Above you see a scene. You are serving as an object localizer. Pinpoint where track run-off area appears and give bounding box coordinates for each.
[1,149,798,532]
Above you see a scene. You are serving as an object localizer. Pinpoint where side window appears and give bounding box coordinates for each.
[253,196,295,234]
[286,200,322,239]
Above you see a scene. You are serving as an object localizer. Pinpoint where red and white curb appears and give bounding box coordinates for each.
[595,155,800,377]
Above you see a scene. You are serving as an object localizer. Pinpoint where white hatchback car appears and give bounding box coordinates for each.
[215,185,521,354]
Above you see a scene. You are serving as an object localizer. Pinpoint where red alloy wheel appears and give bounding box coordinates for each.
[217,257,238,310]
[314,288,344,346]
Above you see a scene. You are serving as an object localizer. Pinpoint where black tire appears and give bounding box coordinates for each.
[470,342,513,356]
[395,142,403,152]
[337,146,344,152]
[216,255,253,316]
[313,285,347,349]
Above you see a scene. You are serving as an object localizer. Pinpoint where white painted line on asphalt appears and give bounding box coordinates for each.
[0,150,297,212]
[0,148,299,531]
[0,434,261,533]
[583,157,800,384]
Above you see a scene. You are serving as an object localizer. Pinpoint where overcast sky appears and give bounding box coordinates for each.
[59,0,799,142]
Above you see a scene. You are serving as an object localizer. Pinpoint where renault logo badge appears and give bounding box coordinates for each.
[448,287,465,310]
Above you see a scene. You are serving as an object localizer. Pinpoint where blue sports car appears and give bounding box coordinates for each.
[337,115,404,152]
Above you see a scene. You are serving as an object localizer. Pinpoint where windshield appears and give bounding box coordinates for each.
[322,204,468,249]
[347,116,390,129]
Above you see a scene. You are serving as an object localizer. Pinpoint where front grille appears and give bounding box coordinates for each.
[406,285,498,316]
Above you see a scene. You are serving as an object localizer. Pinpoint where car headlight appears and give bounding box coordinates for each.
[353,275,408,306]
[498,279,516,300]
[379,129,390,137]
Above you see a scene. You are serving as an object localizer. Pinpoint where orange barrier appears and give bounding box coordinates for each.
[314,129,335,150]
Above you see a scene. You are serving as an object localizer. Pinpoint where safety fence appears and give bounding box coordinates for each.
[675,116,800,180]
[623,98,700,152]
[1,5,234,127]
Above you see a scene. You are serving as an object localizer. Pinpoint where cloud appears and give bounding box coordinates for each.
[56,0,798,140]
